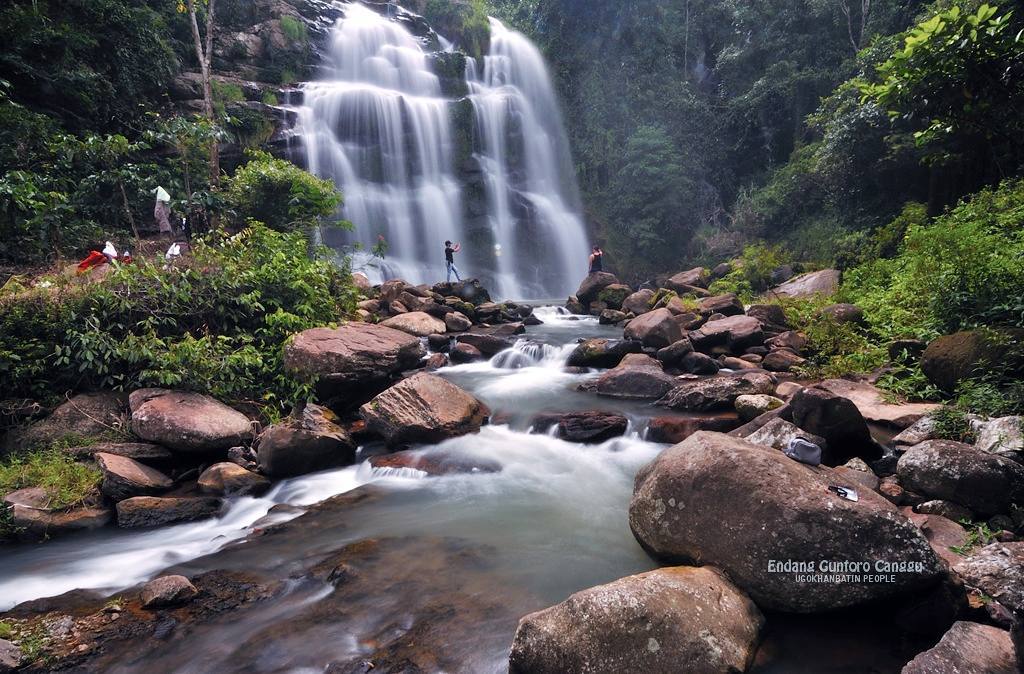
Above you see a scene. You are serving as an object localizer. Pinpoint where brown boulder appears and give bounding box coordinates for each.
[629,431,944,612]
[368,449,501,476]
[140,575,198,609]
[532,411,628,443]
[257,404,356,478]
[665,267,710,291]
[64,441,174,464]
[789,385,875,463]
[817,379,939,429]
[621,289,655,316]
[699,293,744,316]
[360,373,489,448]
[575,272,619,305]
[921,329,1024,393]
[380,311,447,337]
[95,452,173,501]
[762,349,807,372]
[897,440,1024,516]
[646,416,740,444]
[902,621,1017,674]
[772,269,840,298]
[7,503,111,541]
[658,372,775,411]
[444,311,472,332]
[509,566,763,674]
[283,323,425,399]
[198,462,270,496]
[593,354,678,400]
[116,496,222,528]
[953,542,1024,614]
[456,332,513,357]
[129,389,253,453]
[900,508,968,568]
[821,303,865,324]
[622,308,683,348]
[567,338,642,369]
[689,315,764,352]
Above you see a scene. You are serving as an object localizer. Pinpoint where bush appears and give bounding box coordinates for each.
[226,151,344,232]
[0,224,358,414]
[709,243,791,301]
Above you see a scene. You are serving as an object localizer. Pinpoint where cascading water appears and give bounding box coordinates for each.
[466,18,590,299]
[295,3,590,299]
[297,3,465,286]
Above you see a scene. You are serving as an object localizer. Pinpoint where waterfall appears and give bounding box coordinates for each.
[467,18,590,299]
[295,3,589,300]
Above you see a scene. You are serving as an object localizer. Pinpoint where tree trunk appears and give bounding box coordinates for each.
[187,0,219,186]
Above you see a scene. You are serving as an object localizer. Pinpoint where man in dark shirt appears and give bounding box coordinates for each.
[445,240,462,282]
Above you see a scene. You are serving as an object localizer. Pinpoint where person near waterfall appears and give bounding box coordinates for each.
[589,245,604,273]
[153,186,173,240]
[445,240,462,283]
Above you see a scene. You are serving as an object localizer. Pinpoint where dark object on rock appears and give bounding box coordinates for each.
[116,496,222,528]
[902,621,1017,674]
[745,417,828,455]
[532,411,628,443]
[198,462,270,496]
[141,575,198,609]
[129,389,254,453]
[283,323,426,401]
[629,431,944,612]
[921,329,1024,392]
[360,373,489,448]
[257,404,356,478]
[568,338,642,369]
[450,343,484,363]
[897,441,1024,516]
[623,308,683,348]
[508,566,763,674]
[790,386,876,464]
[699,293,744,316]
[95,452,173,501]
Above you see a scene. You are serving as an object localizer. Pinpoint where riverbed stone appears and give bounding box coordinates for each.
[623,308,683,349]
[129,389,253,453]
[283,323,426,400]
[95,452,173,501]
[953,542,1024,614]
[789,385,874,461]
[594,354,678,400]
[897,440,1024,516]
[699,293,744,316]
[368,449,502,476]
[64,441,175,463]
[655,338,695,368]
[532,411,628,443]
[892,416,939,448]
[921,329,1024,393]
[8,504,112,541]
[902,621,1017,674]
[0,639,21,672]
[198,462,270,496]
[444,311,472,333]
[658,372,775,411]
[679,351,720,375]
[567,338,642,369]
[735,394,785,421]
[974,416,1024,461]
[762,349,807,372]
[646,416,740,444]
[575,272,619,306]
[744,417,827,454]
[455,332,512,357]
[689,315,764,352]
[747,304,790,330]
[508,566,763,674]
[141,575,198,609]
[817,379,939,429]
[1,391,126,453]
[629,431,944,612]
[116,496,222,528]
[257,404,356,478]
[771,269,840,298]
[380,311,447,337]
[360,373,489,448]
[621,289,655,316]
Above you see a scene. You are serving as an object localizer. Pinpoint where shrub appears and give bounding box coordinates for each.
[928,406,978,444]
[226,151,344,233]
[709,243,791,301]
[279,15,308,44]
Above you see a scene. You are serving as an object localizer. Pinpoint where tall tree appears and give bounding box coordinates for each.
[178,0,220,185]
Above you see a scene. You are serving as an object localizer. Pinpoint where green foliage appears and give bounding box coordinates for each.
[279,15,308,44]
[708,243,791,300]
[950,520,998,556]
[0,224,358,412]
[775,295,886,378]
[226,151,344,233]
[929,405,978,443]
[423,0,491,58]
[0,449,101,510]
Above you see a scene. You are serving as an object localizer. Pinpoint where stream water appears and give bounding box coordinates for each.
[0,308,919,672]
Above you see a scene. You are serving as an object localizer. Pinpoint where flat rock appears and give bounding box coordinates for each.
[974,416,1023,461]
[509,566,763,674]
[629,431,943,612]
[141,575,198,609]
[283,323,426,399]
[198,462,270,496]
[456,333,513,357]
[360,373,489,448]
[689,315,764,352]
[658,372,775,411]
[532,411,628,443]
[9,504,112,541]
[257,404,355,478]
[897,440,1024,516]
[623,308,683,349]
[645,415,740,443]
[380,311,447,337]
[116,496,222,528]
[593,354,678,400]
[817,379,939,429]
[892,416,938,448]
[699,293,744,316]
[901,621,1017,674]
[665,267,710,291]
[95,452,173,501]
[771,269,840,298]
[129,389,253,453]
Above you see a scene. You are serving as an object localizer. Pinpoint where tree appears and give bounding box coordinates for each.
[177,0,220,185]
[840,0,872,53]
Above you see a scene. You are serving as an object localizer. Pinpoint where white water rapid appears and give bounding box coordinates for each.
[294,3,589,299]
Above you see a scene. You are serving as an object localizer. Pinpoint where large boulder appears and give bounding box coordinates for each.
[95,452,173,501]
[593,354,678,401]
[821,303,865,325]
[432,279,491,305]
[789,385,875,463]
[902,621,1017,674]
[566,338,642,369]
[658,372,775,411]
[921,329,1024,393]
[897,440,1024,516]
[953,542,1024,614]
[198,462,270,496]
[116,496,222,528]
[699,293,744,316]
[129,389,253,453]
[0,638,20,672]
[646,416,740,444]
[746,304,790,330]
[762,349,807,372]
[817,379,939,429]
[975,416,1024,461]
[629,432,944,612]
[621,289,655,316]
[771,269,841,298]
[623,308,683,349]
[575,272,619,306]
[444,311,472,333]
[735,394,785,421]
[665,267,709,292]
[380,311,447,337]
[283,323,425,399]
[680,352,720,375]
[456,332,513,357]
[531,411,628,443]
[257,404,356,478]
[360,373,489,448]
[655,338,695,368]
[689,315,764,353]
[597,284,632,310]
[6,500,111,541]
[1,391,126,453]
[508,566,763,674]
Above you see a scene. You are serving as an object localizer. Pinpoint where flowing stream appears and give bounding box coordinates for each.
[294,3,589,299]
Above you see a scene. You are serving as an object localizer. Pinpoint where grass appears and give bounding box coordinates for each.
[950,521,998,556]
[928,406,978,444]
[0,448,101,510]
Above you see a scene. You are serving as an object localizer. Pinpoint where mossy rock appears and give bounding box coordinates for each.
[597,284,632,310]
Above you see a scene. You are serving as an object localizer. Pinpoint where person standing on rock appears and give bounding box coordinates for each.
[445,240,463,283]
[589,245,604,274]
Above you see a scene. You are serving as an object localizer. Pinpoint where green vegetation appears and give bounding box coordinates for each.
[929,406,979,443]
[279,15,308,45]
[709,244,795,301]
[423,0,491,58]
[0,450,101,511]
[951,520,999,556]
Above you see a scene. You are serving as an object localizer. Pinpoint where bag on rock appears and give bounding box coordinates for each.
[784,437,822,466]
